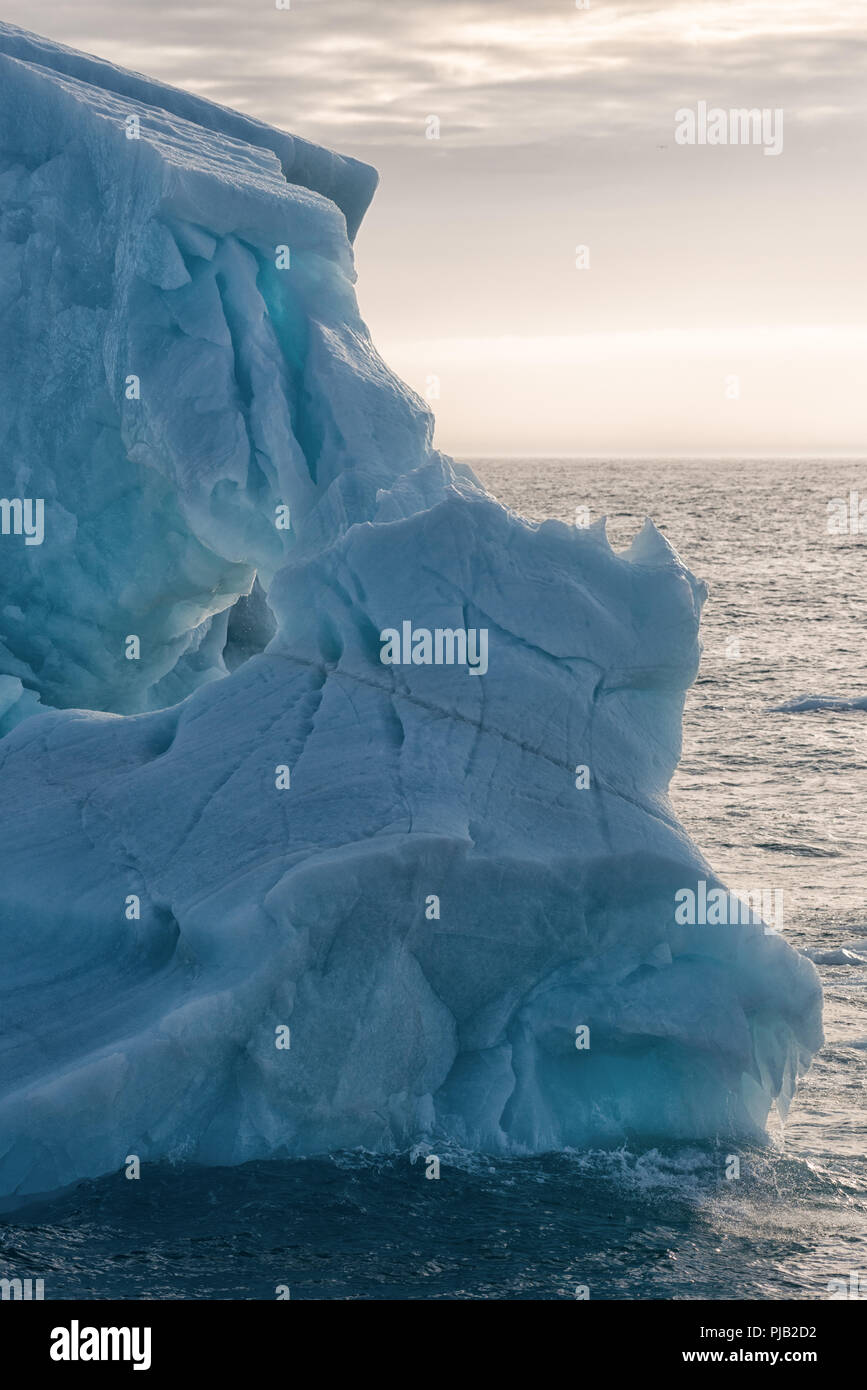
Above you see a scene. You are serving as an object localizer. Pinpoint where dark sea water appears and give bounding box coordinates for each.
[2,457,866,1301]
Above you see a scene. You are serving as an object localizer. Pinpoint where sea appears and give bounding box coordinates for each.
[2,457,865,1300]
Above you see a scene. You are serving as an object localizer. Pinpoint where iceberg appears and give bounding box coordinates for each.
[0,23,822,1197]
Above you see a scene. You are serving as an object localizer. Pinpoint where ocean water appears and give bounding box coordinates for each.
[2,457,865,1301]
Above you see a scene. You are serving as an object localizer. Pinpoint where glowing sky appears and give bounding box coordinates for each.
[7,1,866,454]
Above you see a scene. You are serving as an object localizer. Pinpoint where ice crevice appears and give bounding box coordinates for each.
[270,648,683,834]
[0,22,823,1196]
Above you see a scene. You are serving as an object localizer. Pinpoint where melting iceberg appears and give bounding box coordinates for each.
[0,23,822,1197]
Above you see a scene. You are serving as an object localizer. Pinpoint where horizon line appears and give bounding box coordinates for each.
[454,452,867,462]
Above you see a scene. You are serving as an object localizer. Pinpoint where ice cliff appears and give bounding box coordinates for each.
[0,24,822,1197]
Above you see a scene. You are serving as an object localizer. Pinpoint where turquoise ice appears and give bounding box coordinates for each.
[0,23,822,1197]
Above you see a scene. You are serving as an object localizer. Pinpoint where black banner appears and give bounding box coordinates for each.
[1,1298,857,1375]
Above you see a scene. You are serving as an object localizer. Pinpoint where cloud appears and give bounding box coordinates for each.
[4,0,866,151]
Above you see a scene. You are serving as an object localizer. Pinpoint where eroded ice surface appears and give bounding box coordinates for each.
[0,24,822,1197]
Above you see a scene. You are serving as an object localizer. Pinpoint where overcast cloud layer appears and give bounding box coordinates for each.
[8,1,866,147]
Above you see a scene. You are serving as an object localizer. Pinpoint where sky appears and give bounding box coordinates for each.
[5,0,866,456]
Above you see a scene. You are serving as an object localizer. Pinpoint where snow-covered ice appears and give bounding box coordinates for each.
[0,24,823,1197]
[771,695,867,714]
[802,949,862,966]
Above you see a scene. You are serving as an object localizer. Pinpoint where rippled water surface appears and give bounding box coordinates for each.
[2,458,865,1300]
[476,457,867,925]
